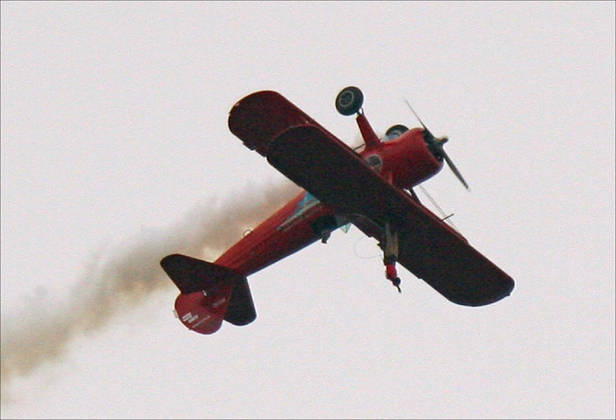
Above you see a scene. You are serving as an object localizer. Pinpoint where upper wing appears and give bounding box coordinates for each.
[266,125,514,306]
[228,90,336,157]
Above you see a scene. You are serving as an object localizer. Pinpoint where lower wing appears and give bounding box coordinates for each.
[266,125,514,306]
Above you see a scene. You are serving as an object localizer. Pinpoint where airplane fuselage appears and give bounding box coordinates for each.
[215,191,337,276]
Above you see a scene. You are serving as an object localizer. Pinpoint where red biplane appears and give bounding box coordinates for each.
[161,87,514,334]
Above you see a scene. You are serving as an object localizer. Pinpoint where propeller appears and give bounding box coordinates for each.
[404,99,470,190]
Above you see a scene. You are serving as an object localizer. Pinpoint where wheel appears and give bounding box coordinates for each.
[385,124,409,140]
[335,86,364,116]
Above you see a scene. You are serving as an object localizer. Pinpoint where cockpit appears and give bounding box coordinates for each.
[382,124,409,142]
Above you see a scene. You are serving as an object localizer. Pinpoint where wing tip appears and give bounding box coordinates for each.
[454,276,515,307]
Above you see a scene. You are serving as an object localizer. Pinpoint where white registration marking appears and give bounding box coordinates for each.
[192,315,212,329]
[181,312,200,324]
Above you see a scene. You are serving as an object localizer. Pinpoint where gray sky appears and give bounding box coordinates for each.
[1,2,614,419]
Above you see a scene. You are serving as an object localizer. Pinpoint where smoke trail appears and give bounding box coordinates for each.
[0,180,301,398]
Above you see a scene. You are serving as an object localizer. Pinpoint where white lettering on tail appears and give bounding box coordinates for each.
[192,315,212,329]
[181,312,200,324]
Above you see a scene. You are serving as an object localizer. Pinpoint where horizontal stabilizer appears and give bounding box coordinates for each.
[161,254,240,294]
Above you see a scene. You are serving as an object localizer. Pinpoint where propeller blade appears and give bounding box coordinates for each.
[440,148,470,190]
[404,99,469,190]
[404,99,429,132]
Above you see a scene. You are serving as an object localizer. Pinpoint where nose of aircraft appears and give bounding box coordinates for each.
[404,100,469,190]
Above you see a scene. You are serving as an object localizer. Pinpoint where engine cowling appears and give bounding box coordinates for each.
[360,127,443,189]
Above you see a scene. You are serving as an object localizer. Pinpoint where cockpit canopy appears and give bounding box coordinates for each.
[383,124,409,142]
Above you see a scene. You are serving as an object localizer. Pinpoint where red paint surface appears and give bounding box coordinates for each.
[175,286,232,334]
[215,192,334,276]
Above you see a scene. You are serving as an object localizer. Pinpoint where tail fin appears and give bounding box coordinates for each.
[161,254,256,333]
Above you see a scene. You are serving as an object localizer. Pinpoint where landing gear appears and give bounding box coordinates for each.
[335,86,364,116]
[383,222,401,293]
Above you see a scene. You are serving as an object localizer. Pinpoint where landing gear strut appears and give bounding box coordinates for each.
[383,222,401,293]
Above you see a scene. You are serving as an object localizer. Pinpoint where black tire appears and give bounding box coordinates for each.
[335,86,364,116]
[385,124,409,139]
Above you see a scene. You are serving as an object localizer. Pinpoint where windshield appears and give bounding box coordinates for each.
[383,124,409,142]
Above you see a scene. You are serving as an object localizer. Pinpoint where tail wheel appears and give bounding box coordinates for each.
[335,86,364,116]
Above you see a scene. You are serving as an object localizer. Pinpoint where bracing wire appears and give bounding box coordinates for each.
[417,185,459,231]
